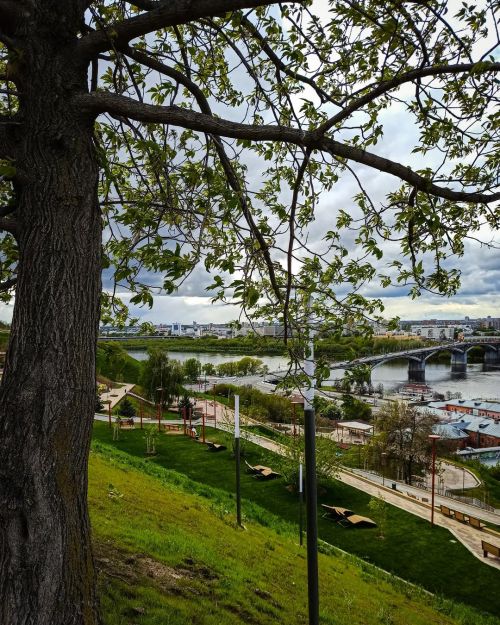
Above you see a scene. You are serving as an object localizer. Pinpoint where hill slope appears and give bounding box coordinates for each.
[89,446,496,625]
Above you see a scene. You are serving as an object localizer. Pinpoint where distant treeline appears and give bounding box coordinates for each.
[101,335,432,359]
[102,335,285,354]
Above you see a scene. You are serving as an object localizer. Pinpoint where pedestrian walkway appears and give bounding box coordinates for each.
[99,383,135,409]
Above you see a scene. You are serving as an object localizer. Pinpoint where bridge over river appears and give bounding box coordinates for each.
[267,337,500,384]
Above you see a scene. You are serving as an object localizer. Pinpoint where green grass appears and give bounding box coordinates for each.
[92,422,500,617]
[89,441,498,625]
[114,394,179,421]
[243,424,288,443]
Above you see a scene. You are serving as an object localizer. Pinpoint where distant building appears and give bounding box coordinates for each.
[451,417,500,448]
[427,399,500,448]
[440,399,500,420]
[255,323,285,338]
[411,325,455,341]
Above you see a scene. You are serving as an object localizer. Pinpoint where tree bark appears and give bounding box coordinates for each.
[0,5,101,624]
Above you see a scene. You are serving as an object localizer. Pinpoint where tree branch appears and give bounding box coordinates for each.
[0,277,16,293]
[78,0,298,60]
[76,91,500,204]
[0,203,16,217]
[239,15,341,106]
[0,217,18,238]
[122,45,284,303]
[318,61,500,133]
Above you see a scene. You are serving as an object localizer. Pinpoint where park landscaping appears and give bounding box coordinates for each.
[89,439,498,625]
[92,422,500,618]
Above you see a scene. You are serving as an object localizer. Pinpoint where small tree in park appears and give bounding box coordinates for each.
[144,425,158,456]
[118,397,136,419]
[368,496,388,539]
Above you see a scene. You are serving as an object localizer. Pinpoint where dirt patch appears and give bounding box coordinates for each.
[177,556,219,581]
[95,542,219,597]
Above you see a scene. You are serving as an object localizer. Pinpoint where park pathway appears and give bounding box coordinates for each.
[99,383,135,409]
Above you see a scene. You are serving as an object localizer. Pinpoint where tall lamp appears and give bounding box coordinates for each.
[381,451,387,487]
[428,434,440,527]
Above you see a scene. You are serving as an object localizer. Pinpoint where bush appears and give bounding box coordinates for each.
[118,397,135,418]
[213,383,292,423]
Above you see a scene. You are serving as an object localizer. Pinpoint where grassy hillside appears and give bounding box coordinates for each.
[90,435,498,624]
[92,423,500,616]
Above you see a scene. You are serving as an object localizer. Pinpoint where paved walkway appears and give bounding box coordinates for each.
[94,395,500,570]
[100,383,135,409]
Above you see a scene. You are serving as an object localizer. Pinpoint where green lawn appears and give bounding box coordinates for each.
[90,444,497,625]
[243,424,288,443]
[92,422,500,618]
[114,394,180,421]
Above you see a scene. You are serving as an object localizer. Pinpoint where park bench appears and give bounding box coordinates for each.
[454,510,468,523]
[244,461,268,474]
[468,516,486,530]
[407,492,418,500]
[162,423,181,431]
[206,441,226,452]
[321,504,354,520]
[482,540,500,559]
[440,505,454,518]
[117,418,135,429]
[254,467,281,480]
[338,514,377,528]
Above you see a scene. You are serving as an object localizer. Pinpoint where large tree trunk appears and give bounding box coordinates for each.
[0,4,101,624]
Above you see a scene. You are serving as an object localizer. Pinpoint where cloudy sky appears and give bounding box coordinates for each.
[3,1,498,327]
[123,101,500,327]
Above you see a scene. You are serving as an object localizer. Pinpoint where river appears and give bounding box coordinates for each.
[127,350,500,400]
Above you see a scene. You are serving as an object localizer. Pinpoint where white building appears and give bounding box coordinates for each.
[411,325,455,341]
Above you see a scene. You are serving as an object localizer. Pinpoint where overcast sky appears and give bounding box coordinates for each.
[2,1,498,327]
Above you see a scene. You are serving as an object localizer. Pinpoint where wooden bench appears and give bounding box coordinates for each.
[482,540,500,558]
[440,505,454,518]
[469,516,486,530]
[321,504,354,520]
[162,423,181,431]
[254,467,281,480]
[407,492,418,500]
[117,418,135,429]
[206,441,226,452]
[454,510,469,523]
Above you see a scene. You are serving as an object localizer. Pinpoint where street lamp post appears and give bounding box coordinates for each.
[381,452,387,487]
[105,400,112,428]
[303,301,319,625]
[234,395,242,527]
[299,462,304,546]
[428,434,440,527]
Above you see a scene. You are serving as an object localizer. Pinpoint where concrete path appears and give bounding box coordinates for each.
[100,383,135,409]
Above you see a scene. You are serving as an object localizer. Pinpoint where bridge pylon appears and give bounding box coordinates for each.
[450,350,467,373]
[484,347,500,369]
[408,357,425,383]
